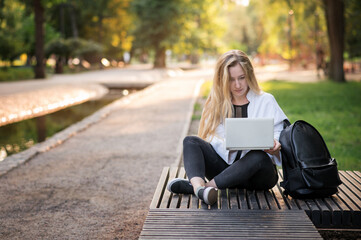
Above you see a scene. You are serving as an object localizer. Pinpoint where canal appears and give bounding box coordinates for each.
[0,87,142,161]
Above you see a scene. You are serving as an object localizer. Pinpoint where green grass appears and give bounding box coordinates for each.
[199,80,361,171]
[261,80,361,171]
[0,67,34,82]
[0,65,97,82]
[192,102,203,120]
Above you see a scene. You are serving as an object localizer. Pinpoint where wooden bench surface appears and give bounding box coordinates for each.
[140,209,322,239]
[150,167,361,229]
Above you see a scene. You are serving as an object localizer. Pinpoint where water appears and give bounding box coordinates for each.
[0,88,138,161]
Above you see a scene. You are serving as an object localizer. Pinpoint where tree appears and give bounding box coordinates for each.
[56,0,133,61]
[34,0,46,78]
[345,0,361,60]
[223,1,263,55]
[323,0,345,82]
[173,0,226,64]
[99,0,133,60]
[19,13,60,66]
[0,0,27,65]
[253,0,327,68]
[131,0,184,68]
[45,38,69,73]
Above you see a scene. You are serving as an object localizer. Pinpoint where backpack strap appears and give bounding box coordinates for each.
[283,119,291,129]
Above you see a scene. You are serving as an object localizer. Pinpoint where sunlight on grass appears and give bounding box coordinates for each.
[260,81,297,92]
[200,80,213,99]
[265,81,361,171]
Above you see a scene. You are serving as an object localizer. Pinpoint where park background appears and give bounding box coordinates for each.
[1,0,360,170]
[0,1,361,239]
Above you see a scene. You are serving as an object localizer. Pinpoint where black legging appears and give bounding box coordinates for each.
[183,136,278,190]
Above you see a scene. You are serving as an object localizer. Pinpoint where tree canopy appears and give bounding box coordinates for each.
[0,0,360,79]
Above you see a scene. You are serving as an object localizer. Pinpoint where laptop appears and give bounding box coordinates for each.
[225,118,274,150]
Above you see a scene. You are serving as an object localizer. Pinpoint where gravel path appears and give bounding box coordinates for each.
[0,72,207,239]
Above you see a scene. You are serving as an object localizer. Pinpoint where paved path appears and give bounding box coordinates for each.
[0,65,177,127]
[0,67,210,239]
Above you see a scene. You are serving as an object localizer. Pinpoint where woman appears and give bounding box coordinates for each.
[167,50,288,205]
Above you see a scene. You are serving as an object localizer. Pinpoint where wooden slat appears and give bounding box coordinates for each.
[273,184,291,210]
[277,169,300,210]
[140,209,322,240]
[150,167,170,209]
[337,184,361,226]
[331,194,352,226]
[304,200,322,226]
[256,190,270,210]
[190,193,199,209]
[314,198,332,227]
[238,188,248,209]
[228,188,239,209]
[339,171,361,202]
[169,168,187,209]
[265,189,280,210]
[159,167,178,208]
[353,171,361,180]
[345,171,361,190]
[247,190,260,209]
[323,197,343,227]
[219,189,229,209]
[179,194,190,209]
[338,179,361,210]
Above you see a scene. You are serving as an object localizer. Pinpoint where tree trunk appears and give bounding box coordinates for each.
[286,1,294,71]
[323,0,345,82]
[153,46,166,68]
[59,4,65,38]
[70,5,78,38]
[55,56,64,74]
[34,0,45,79]
[190,54,199,64]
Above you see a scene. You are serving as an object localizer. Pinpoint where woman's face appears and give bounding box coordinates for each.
[229,63,249,100]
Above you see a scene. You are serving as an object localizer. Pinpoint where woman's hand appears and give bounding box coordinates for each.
[264,139,281,156]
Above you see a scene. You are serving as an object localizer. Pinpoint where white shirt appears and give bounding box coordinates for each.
[208,90,288,166]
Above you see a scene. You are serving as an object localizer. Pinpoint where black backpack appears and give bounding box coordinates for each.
[279,120,342,199]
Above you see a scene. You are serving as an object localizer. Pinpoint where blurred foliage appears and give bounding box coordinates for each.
[223,1,262,54]
[241,0,328,64]
[75,39,103,64]
[172,0,226,61]
[345,0,361,59]
[0,67,34,82]
[130,0,187,67]
[46,38,103,63]
[0,0,360,70]
[64,0,133,60]
[0,0,29,63]
[45,38,70,57]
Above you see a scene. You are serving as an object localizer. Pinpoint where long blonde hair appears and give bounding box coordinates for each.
[198,50,261,140]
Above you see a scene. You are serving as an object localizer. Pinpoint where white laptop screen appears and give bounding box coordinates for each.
[225,118,274,150]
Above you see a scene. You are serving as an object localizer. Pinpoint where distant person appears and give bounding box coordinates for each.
[167,50,288,205]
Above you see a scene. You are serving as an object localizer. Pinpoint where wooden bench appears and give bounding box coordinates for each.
[149,167,361,229]
[140,209,323,239]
